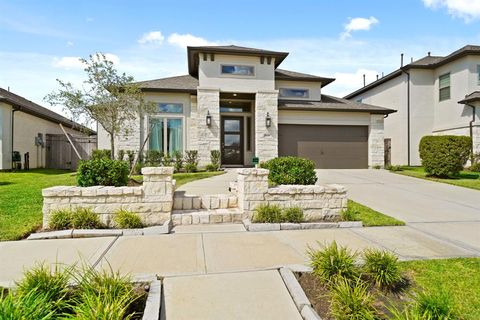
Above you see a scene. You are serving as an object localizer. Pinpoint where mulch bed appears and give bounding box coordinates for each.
[296,272,413,319]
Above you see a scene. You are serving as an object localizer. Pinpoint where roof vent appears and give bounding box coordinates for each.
[428,51,431,56]
[401,53,404,67]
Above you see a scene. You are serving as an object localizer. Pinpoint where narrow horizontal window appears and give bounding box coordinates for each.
[220,101,251,113]
[279,88,309,98]
[158,103,183,113]
[221,65,254,76]
[439,73,450,101]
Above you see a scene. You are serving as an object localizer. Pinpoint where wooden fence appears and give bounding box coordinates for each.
[46,134,97,170]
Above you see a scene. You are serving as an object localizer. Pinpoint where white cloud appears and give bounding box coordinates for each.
[422,0,480,22]
[66,41,74,47]
[167,33,218,48]
[138,31,165,45]
[52,53,120,69]
[341,16,379,39]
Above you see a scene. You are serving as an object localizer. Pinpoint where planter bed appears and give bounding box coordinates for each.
[242,219,362,232]
[26,220,171,240]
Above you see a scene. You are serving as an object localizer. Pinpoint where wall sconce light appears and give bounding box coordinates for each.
[265,112,272,128]
[206,111,212,127]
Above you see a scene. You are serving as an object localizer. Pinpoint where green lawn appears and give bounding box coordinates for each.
[346,199,405,227]
[0,169,224,241]
[401,258,480,319]
[394,166,480,191]
[131,171,224,187]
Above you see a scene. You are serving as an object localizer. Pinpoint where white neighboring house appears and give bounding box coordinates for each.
[98,45,395,169]
[345,45,480,166]
[0,87,94,170]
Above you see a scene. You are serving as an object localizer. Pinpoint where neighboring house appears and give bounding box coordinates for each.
[97,45,395,168]
[0,87,95,170]
[345,45,480,166]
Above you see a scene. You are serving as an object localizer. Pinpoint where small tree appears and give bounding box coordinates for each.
[45,53,155,158]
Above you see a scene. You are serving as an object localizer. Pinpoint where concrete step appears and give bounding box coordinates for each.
[173,193,237,210]
[171,208,248,226]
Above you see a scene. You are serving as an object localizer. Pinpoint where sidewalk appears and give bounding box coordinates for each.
[175,169,237,195]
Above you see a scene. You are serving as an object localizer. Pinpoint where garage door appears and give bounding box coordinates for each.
[278,124,368,169]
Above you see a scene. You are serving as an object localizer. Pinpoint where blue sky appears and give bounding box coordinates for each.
[1,0,479,116]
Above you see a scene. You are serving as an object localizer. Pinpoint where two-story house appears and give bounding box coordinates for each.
[97,45,395,168]
[345,45,480,166]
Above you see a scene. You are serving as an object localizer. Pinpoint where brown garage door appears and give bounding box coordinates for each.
[278,124,368,169]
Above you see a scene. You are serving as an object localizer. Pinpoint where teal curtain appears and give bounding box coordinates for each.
[149,119,163,151]
[167,119,183,153]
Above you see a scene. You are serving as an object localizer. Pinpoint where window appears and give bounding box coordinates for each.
[157,103,183,113]
[356,98,363,103]
[220,101,251,113]
[221,65,254,76]
[477,65,480,84]
[149,118,183,154]
[279,88,309,98]
[439,73,450,101]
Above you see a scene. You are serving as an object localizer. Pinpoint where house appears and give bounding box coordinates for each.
[0,87,94,170]
[97,45,395,168]
[345,45,480,166]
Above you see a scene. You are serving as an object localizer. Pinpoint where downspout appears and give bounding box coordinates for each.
[401,69,411,166]
[468,104,476,163]
[11,107,18,170]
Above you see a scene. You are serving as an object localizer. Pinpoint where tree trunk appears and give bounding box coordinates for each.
[110,133,115,160]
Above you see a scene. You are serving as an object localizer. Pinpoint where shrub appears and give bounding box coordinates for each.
[117,149,125,161]
[145,150,162,166]
[126,150,135,169]
[252,204,283,223]
[416,289,456,320]
[91,149,111,160]
[77,158,129,187]
[308,241,359,283]
[260,156,317,185]
[363,249,402,290]
[330,278,377,320]
[162,153,172,166]
[205,164,217,172]
[114,210,143,229]
[0,289,57,319]
[184,150,199,172]
[386,165,404,172]
[419,135,471,177]
[341,204,359,222]
[172,150,183,172]
[48,209,73,230]
[71,208,103,229]
[209,150,221,171]
[470,162,480,172]
[282,207,304,223]
[373,164,382,169]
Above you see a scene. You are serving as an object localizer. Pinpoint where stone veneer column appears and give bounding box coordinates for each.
[368,114,385,168]
[255,90,279,162]
[196,88,220,166]
[237,168,269,217]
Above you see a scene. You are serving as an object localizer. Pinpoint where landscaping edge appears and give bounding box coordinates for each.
[242,219,363,232]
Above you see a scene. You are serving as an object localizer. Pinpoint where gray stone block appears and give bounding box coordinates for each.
[279,268,311,310]
[338,221,363,228]
[122,229,144,236]
[143,220,170,235]
[301,305,323,320]
[142,279,161,320]
[72,229,122,238]
[280,223,302,230]
[300,222,338,230]
[248,223,280,232]
[27,229,73,240]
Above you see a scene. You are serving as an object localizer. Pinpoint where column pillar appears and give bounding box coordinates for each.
[255,90,278,162]
[196,88,220,166]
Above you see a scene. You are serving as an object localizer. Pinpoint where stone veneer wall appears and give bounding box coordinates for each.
[196,88,220,166]
[473,123,480,156]
[368,114,385,167]
[237,168,347,221]
[42,167,175,228]
[255,90,279,162]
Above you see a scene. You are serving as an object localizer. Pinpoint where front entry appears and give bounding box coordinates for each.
[221,116,244,165]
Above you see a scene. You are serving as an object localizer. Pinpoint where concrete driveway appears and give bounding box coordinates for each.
[316,169,480,253]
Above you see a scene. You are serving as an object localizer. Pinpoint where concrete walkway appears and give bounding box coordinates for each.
[176,169,237,195]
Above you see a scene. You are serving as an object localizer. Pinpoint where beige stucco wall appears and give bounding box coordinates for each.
[275,80,322,101]
[198,54,275,92]
[278,110,371,125]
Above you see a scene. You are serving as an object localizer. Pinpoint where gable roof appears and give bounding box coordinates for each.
[458,91,480,104]
[275,69,335,86]
[187,45,289,76]
[0,87,95,134]
[278,95,396,114]
[344,45,480,99]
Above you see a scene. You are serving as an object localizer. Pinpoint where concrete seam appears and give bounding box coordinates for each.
[200,233,208,274]
[92,236,119,269]
[347,228,407,260]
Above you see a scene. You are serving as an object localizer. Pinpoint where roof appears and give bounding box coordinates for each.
[278,95,396,114]
[187,45,289,76]
[135,69,336,92]
[458,91,480,104]
[275,69,335,86]
[345,45,480,99]
[0,87,95,134]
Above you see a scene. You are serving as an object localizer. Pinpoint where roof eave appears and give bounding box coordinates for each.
[278,105,396,114]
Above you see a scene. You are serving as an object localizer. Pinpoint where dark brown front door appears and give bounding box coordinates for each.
[221,116,244,165]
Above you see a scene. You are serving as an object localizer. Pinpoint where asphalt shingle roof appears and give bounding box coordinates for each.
[459,91,480,104]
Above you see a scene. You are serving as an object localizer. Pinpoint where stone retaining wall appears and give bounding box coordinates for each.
[42,167,175,228]
[237,168,347,221]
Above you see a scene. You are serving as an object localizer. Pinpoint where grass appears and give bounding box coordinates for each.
[131,170,224,187]
[0,169,224,241]
[394,166,480,191]
[400,258,480,319]
[345,200,405,227]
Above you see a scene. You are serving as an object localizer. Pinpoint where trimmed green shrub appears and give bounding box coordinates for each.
[416,289,456,320]
[419,135,471,177]
[386,165,404,172]
[114,210,143,229]
[260,156,317,185]
[172,150,183,172]
[71,208,103,229]
[126,150,135,169]
[308,241,359,283]
[48,209,73,230]
[145,150,162,166]
[363,249,402,290]
[209,150,221,171]
[470,154,480,172]
[252,204,283,223]
[282,206,304,223]
[117,149,125,161]
[91,149,111,160]
[341,204,359,222]
[162,153,172,166]
[330,278,377,320]
[77,158,129,187]
[184,150,199,173]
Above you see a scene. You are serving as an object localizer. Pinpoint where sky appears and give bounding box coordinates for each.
[1,0,480,117]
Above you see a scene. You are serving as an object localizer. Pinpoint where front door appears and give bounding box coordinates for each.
[221,116,244,165]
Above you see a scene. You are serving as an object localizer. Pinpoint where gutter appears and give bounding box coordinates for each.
[468,104,476,162]
[11,107,19,169]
